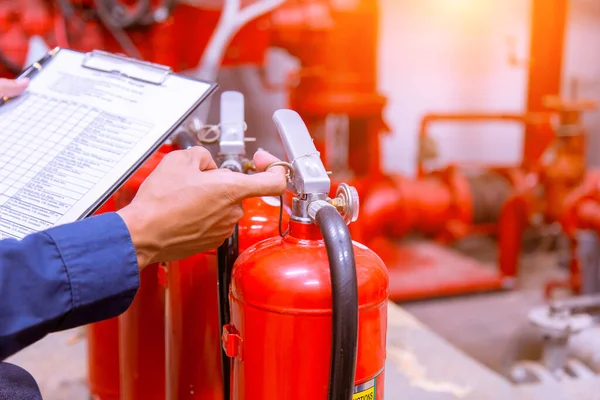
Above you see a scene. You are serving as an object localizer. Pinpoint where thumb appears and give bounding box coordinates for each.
[0,78,29,98]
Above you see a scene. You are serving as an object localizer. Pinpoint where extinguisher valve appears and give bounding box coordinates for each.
[219,91,254,172]
[272,109,360,225]
[220,91,247,156]
[272,109,331,196]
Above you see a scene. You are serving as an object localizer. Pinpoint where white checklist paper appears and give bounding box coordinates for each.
[0,49,214,239]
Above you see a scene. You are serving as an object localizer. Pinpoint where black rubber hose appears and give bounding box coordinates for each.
[315,206,359,400]
[93,0,151,29]
[216,224,238,400]
[171,130,199,150]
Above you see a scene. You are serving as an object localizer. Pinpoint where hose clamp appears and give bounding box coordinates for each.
[307,200,336,223]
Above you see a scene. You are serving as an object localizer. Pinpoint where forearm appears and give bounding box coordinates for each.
[0,213,140,360]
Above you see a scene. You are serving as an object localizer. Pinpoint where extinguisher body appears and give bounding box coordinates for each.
[87,196,120,400]
[87,317,120,399]
[102,144,171,400]
[227,221,388,400]
[166,195,289,399]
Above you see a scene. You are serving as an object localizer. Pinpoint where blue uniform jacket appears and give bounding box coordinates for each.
[0,212,140,361]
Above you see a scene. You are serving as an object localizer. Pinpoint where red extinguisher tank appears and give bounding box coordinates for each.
[87,145,172,400]
[225,110,389,399]
[165,91,294,399]
[166,196,289,399]
[115,144,173,400]
[87,197,119,400]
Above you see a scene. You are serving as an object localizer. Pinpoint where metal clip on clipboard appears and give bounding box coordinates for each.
[81,50,172,85]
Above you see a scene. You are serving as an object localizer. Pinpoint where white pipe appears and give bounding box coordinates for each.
[194,0,284,82]
[189,0,284,125]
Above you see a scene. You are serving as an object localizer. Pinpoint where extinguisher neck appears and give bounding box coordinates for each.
[290,193,329,223]
[288,220,323,240]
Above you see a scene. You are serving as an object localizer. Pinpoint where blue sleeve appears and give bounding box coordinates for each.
[0,212,140,360]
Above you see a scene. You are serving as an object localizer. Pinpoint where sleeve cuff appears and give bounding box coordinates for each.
[45,212,140,327]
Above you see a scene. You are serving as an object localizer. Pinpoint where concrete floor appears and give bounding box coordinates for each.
[403,235,566,378]
[5,235,569,399]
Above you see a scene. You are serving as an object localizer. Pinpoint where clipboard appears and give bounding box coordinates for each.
[0,47,218,239]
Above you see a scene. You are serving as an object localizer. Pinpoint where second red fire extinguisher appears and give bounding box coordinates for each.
[165,91,290,400]
[116,144,174,400]
[87,144,173,400]
[223,109,389,399]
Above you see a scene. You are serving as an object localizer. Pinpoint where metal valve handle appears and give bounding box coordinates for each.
[272,109,331,195]
[219,91,246,156]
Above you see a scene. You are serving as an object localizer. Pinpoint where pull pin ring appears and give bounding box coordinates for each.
[266,161,294,237]
[266,161,294,181]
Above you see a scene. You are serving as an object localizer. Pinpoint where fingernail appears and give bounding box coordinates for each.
[16,78,29,85]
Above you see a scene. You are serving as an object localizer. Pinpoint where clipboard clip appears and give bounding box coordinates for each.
[81,50,172,85]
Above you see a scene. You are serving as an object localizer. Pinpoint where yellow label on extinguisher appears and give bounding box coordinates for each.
[353,377,376,400]
[353,387,375,400]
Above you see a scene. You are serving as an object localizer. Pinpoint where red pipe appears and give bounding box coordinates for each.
[497,192,532,279]
[356,169,473,244]
[417,113,554,177]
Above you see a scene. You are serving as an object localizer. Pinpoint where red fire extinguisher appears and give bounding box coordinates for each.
[223,109,389,399]
[117,143,177,400]
[86,196,118,400]
[165,91,290,400]
[86,144,174,400]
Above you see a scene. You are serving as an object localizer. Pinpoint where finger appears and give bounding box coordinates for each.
[253,149,288,179]
[230,169,287,199]
[184,146,218,171]
[253,150,282,172]
[0,78,29,98]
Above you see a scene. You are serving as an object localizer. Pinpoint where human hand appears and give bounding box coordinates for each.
[0,78,29,98]
[117,147,287,268]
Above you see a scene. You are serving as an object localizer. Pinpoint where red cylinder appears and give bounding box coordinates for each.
[87,197,119,400]
[88,146,171,400]
[87,317,120,399]
[119,263,165,400]
[227,220,388,399]
[166,196,289,399]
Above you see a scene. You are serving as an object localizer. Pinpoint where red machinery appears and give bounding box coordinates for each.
[224,109,387,399]
[355,96,595,302]
[0,1,272,78]
[352,113,556,301]
[270,0,388,198]
[551,171,600,297]
[499,97,597,292]
[165,91,290,400]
